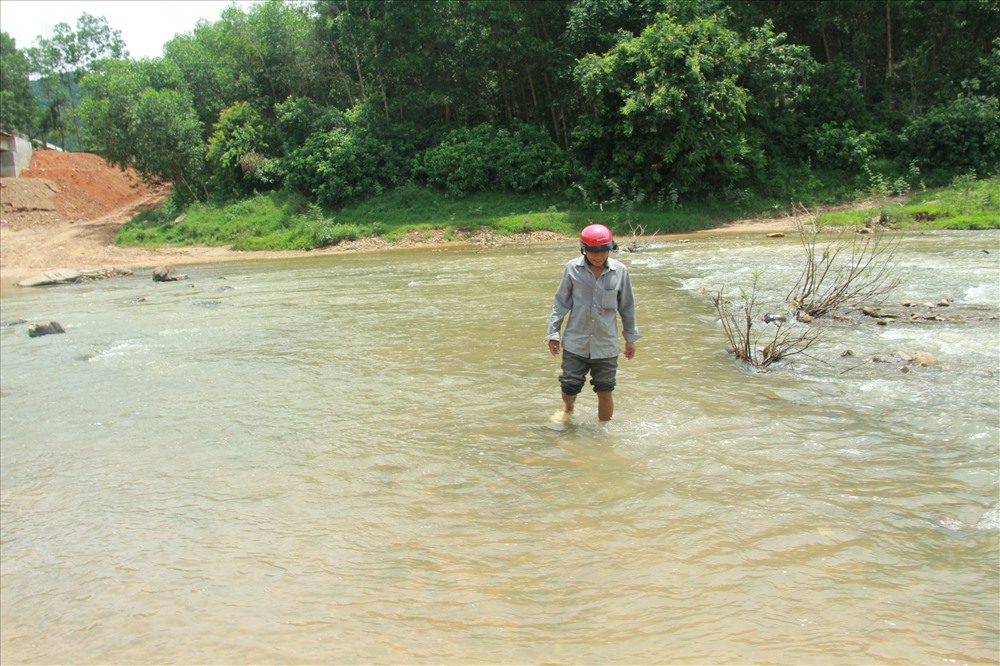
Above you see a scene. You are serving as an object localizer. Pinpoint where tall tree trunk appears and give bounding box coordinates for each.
[527,72,539,121]
[62,73,83,149]
[544,71,563,147]
[885,1,894,80]
[498,68,513,125]
[352,48,367,100]
[326,43,357,106]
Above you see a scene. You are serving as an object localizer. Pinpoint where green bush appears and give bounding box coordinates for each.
[117,190,344,250]
[311,221,382,246]
[417,123,570,196]
[282,125,411,207]
[274,96,346,152]
[899,94,1000,178]
[808,122,882,172]
[206,102,277,198]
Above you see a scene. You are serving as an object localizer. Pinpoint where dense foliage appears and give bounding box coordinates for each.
[418,123,573,195]
[0,33,37,135]
[2,0,998,230]
[9,13,126,150]
[79,58,207,202]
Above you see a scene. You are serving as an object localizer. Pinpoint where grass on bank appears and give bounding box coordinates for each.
[116,184,745,250]
[116,176,999,251]
[815,174,999,230]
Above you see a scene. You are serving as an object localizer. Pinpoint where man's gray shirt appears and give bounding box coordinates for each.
[545,255,640,359]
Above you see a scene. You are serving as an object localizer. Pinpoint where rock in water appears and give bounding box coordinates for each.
[27,321,65,337]
[153,265,188,282]
[912,351,939,367]
[17,269,82,287]
[153,265,177,281]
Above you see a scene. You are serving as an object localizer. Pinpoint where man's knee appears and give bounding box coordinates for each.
[559,351,588,395]
[590,356,618,393]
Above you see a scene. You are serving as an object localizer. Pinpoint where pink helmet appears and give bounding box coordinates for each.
[580,224,616,252]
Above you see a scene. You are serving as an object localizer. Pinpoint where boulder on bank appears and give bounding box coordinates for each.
[18,268,82,287]
[17,267,134,287]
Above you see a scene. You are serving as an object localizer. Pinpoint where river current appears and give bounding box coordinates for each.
[2,230,998,664]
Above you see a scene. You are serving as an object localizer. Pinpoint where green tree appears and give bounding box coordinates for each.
[164,0,322,134]
[131,89,208,202]
[573,12,812,197]
[274,95,346,153]
[80,59,206,202]
[206,101,277,197]
[729,0,1000,114]
[0,32,38,135]
[57,0,1000,208]
[564,0,665,53]
[313,0,574,136]
[26,12,126,149]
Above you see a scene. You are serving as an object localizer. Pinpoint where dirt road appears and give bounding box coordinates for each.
[0,151,270,290]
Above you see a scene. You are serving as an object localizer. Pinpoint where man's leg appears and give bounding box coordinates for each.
[549,391,577,427]
[558,351,587,418]
[592,355,619,422]
[561,391,577,415]
[596,391,613,421]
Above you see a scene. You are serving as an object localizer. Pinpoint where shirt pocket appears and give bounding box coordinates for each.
[600,289,618,310]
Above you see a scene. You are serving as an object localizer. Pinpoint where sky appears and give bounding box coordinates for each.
[0,0,262,59]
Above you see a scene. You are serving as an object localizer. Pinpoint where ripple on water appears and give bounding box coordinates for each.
[1,237,997,664]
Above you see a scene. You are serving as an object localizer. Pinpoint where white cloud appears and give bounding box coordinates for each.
[0,0,261,59]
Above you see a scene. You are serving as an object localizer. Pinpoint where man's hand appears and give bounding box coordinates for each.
[624,341,636,360]
[548,339,561,356]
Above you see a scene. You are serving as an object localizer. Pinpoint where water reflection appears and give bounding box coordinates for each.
[1,231,998,664]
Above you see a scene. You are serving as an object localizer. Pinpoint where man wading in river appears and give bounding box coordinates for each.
[545,224,640,427]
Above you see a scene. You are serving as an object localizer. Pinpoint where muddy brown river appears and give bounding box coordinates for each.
[2,231,997,664]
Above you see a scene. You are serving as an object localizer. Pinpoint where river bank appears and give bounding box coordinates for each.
[0,155,868,295]
[0,202,802,295]
[0,149,879,296]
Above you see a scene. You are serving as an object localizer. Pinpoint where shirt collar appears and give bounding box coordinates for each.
[575,254,616,272]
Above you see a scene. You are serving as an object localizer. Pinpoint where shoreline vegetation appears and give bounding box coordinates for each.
[1,175,997,295]
[115,175,1000,253]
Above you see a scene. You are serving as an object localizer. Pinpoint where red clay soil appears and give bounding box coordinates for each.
[0,150,178,289]
[2,150,163,227]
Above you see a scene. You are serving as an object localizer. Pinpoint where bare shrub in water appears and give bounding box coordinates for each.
[620,223,657,253]
[711,271,821,370]
[712,206,902,371]
[787,209,902,319]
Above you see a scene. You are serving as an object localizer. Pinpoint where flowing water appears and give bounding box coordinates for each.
[1,230,998,665]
